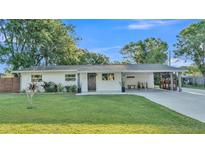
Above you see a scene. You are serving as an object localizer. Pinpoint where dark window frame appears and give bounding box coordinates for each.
[102,73,115,81]
[31,74,42,82]
[126,76,135,78]
[65,74,76,81]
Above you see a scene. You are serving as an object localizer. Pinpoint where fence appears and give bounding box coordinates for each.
[0,77,20,93]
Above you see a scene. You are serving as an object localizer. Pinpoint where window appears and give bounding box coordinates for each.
[102,73,115,80]
[31,75,42,82]
[126,76,135,78]
[65,74,76,81]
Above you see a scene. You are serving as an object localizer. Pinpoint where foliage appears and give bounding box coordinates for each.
[20,90,26,93]
[26,82,38,109]
[121,37,168,64]
[41,81,57,92]
[183,84,205,90]
[154,73,161,85]
[0,94,205,133]
[112,60,130,64]
[65,85,78,93]
[79,49,110,64]
[57,83,65,92]
[174,20,205,82]
[0,20,115,71]
[0,19,79,70]
[181,65,202,76]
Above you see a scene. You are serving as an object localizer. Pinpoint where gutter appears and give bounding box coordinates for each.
[13,69,187,74]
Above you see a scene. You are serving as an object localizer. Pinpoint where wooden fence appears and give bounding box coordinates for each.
[0,77,20,93]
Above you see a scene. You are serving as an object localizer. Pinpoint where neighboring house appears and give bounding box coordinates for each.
[182,75,205,85]
[0,73,4,78]
[13,64,186,92]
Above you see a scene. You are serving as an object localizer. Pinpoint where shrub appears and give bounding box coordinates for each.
[145,82,148,89]
[141,83,145,89]
[65,85,77,93]
[41,81,57,92]
[20,89,26,93]
[137,82,141,89]
[57,83,64,92]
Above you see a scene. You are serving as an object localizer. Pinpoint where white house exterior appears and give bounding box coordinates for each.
[13,64,186,92]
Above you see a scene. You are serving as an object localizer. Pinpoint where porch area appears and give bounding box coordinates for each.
[78,71,183,93]
[121,71,182,92]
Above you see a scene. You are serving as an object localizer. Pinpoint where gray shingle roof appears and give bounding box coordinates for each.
[13,64,186,73]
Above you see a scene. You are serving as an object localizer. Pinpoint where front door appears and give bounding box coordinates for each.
[88,73,96,91]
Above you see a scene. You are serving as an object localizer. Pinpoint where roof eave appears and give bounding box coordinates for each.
[12,69,78,73]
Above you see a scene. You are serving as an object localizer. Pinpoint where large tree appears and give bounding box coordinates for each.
[174,20,205,85]
[121,37,168,64]
[79,49,110,64]
[0,19,79,70]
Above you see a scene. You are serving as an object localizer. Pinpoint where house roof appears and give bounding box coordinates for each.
[13,64,187,73]
[0,73,4,76]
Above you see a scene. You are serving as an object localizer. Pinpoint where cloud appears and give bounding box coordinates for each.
[88,45,123,61]
[128,23,153,30]
[127,20,179,30]
[89,45,122,53]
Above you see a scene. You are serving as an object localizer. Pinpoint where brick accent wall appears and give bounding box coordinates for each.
[0,77,20,93]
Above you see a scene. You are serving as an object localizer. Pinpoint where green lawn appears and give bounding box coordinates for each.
[0,93,205,134]
[183,84,205,90]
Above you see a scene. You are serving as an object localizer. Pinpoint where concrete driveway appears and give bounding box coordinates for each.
[134,89,205,123]
[182,87,205,96]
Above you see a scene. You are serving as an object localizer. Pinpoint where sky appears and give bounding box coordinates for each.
[0,19,200,73]
[65,19,199,65]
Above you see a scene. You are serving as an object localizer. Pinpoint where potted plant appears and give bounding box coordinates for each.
[119,80,126,92]
[142,82,145,89]
[137,82,141,89]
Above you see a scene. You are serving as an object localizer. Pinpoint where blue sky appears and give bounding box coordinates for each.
[0,19,200,73]
[64,19,199,65]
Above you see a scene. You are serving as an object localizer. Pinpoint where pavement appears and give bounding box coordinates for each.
[182,87,205,96]
[135,88,205,123]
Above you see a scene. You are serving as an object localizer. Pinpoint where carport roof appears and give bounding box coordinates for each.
[13,64,186,73]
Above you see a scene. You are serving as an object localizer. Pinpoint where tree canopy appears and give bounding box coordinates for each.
[180,65,202,76]
[79,49,110,64]
[120,37,168,64]
[174,20,205,78]
[0,19,80,70]
[0,20,112,71]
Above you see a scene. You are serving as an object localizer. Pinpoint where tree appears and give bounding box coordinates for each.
[111,60,130,64]
[79,49,110,64]
[182,65,202,76]
[26,83,38,109]
[174,20,205,86]
[120,37,168,64]
[0,19,79,70]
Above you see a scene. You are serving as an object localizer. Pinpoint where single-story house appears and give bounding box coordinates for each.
[13,64,186,92]
[182,75,205,86]
[0,73,4,78]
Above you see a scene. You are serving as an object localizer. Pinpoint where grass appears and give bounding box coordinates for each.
[183,84,205,90]
[0,93,205,134]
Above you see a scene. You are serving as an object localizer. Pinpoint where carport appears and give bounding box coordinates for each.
[122,65,186,92]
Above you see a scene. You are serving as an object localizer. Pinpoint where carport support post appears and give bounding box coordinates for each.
[178,72,182,92]
[170,72,174,91]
